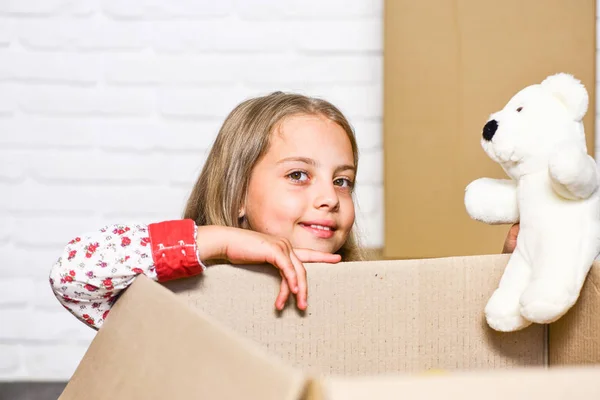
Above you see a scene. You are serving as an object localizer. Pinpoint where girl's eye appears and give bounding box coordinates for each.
[287,171,309,182]
[516,106,523,112]
[334,178,354,189]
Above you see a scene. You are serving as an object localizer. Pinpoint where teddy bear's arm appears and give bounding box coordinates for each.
[464,178,519,224]
[549,143,599,200]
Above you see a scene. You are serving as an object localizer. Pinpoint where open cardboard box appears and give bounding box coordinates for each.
[59,254,600,399]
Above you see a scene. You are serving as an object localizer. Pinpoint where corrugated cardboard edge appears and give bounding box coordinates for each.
[549,263,600,365]
[324,366,600,399]
[59,275,310,400]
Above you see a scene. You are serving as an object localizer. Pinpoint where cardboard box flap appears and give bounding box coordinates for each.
[549,262,600,365]
[324,366,600,399]
[166,254,546,375]
[59,275,309,400]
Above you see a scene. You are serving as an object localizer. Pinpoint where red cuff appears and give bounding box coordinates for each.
[148,219,204,282]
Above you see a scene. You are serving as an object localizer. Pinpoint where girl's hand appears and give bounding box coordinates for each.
[196,226,341,311]
[502,223,520,254]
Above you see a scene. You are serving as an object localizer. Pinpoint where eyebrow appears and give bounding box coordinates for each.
[277,157,356,174]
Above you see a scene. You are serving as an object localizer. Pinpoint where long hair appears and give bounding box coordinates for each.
[183,91,363,261]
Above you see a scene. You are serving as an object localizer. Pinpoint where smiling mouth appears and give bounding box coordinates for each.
[299,223,336,239]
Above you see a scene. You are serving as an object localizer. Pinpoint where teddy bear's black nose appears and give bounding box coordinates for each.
[482,120,498,141]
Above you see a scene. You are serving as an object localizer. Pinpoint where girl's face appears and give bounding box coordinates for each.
[243,113,356,254]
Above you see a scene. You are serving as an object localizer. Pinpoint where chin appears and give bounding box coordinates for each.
[293,237,337,254]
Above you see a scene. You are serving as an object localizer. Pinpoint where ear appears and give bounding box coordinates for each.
[541,73,588,121]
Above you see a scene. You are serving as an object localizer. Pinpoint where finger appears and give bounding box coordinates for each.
[275,274,290,311]
[289,251,308,310]
[294,248,342,263]
[268,247,298,294]
[502,224,519,254]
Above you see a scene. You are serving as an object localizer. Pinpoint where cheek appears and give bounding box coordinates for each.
[245,187,307,233]
[340,196,356,228]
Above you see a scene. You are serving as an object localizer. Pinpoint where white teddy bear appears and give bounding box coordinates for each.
[464,73,600,332]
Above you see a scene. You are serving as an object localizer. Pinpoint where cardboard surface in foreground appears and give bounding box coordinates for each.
[60,255,600,399]
[167,254,546,374]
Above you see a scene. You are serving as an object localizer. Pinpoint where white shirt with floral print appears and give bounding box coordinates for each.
[50,220,203,330]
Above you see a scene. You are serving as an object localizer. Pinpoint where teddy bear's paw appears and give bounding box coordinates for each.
[485,289,532,332]
[548,142,586,187]
[519,280,575,324]
[464,178,518,224]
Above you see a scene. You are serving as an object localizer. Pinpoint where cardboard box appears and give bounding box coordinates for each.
[59,254,600,399]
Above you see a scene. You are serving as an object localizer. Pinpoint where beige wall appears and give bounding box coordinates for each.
[383,0,596,259]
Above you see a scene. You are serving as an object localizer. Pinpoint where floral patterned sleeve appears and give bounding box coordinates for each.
[49,219,205,330]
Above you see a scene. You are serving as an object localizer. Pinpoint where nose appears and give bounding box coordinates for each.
[482,120,498,141]
[313,181,340,211]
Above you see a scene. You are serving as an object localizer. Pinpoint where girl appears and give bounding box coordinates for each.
[50,91,363,330]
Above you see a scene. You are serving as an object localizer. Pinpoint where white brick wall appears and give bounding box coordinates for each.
[0,0,383,381]
[0,0,597,382]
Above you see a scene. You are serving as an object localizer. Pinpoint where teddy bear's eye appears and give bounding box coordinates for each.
[516,106,523,112]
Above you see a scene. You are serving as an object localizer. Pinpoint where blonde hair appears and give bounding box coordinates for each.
[183,91,363,261]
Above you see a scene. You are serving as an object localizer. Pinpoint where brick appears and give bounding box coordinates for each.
[1,182,188,216]
[103,0,233,19]
[0,181,190,216]
[242,54,382,84]
[356,208,383,248]
[29,150,168,184]
[159,86,246,119]
[1,50,101,85]
[19,87,156,117]
[92,120,221,151]
[283,0,382,19]
[0,309,28,340]
[33,280,65,311]
[95,186,191,215]
[309,84,382,119]
[10,215,103,248]
[237,0,382,19]
[0,117,219,151]
[0,181,102,213]
[0,2,93,16]
[356,148,382,184]
[105,54,244,85]
[0,244,63,280]
[0,308,94,342]
[0,0,77,15]
[0,345,19,374]
[0,50,14,80]
[354,184,382,215]
[0,150,26,180]
[18,19,149,51]
[23,344,90,380]
[234,0,279,19]
[0,19,14,47]
[0,215,13,241]
[0,117,97,149]
[292,20,382,52]
[166,153,207,186]
[31,310,96,342]
[0,279,34,307]
[107,54,381,86]
[151,21,287,53]
[352,119,382,150]
[0,84,17,115]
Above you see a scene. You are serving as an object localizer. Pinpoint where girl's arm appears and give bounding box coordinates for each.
[49,219,204,330]
[51,221,341,330]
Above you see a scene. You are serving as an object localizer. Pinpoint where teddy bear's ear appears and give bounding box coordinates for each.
[541,73,588,121]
